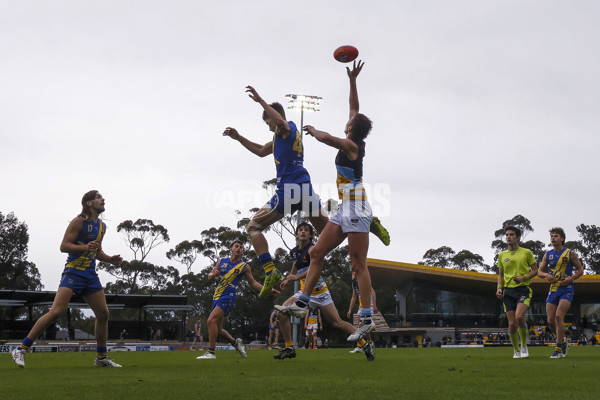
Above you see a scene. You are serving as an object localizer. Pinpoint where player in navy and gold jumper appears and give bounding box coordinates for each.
[495,226,538,359]
[11,190,123,368]
[223,86,329,300]
[196,240,279,360]
[274,223,374,361]
[538,227,584,358]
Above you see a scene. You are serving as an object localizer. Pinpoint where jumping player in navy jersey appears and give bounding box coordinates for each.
[277,61,378,344]
[12,190,123,368]
[197,240,279,360]
[538,227,583,358]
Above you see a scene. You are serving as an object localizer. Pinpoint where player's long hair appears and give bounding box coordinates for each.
[80,190,99,221]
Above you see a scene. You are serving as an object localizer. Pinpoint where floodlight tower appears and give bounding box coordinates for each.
[284,93,322,347]
[285,94,322,133]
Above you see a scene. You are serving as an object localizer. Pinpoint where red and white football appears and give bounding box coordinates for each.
[333,45,359,63]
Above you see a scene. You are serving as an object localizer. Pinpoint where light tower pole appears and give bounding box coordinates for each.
[284,93,322,347]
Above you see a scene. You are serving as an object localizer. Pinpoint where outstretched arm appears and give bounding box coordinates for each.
[304,125,358,159]
[346,60,364,120]
[280,263,299,290]
[97,249,123,266]
[246,86,290,137]
[223,127,273,157]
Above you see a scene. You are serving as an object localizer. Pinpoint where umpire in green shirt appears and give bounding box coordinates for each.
[495,226,538,359]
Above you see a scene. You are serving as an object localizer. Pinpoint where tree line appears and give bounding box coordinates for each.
[419,214,600,274]
[0,210,397,342]
[2,211,598,340]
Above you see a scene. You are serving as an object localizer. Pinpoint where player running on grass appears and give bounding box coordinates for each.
[223,86,390,299]
[495,226,538,359]
[273,222,375,361]
[197,240,279,360]
[276,60,378,344]
[538,227,583,358]
[12,190,123,368]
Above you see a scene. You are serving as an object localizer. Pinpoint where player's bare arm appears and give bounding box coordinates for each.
[514,263,538,283]
[561,251,584,286]
[223,127,273,157]
[207,259,221,280]
[372,288,378,313]
[538,253,556,282]
[96,249,123,266]
[280,264,298,290]
[347,291,357,319]
[496,268,504,299]
[60,217,94,253]
[304,125,359,159]
[246,85,290,137]
[346,60,364,119]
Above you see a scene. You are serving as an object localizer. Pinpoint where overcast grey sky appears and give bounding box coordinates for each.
[1,1,599,289]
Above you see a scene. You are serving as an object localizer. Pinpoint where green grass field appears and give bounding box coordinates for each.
[2,346,599,399]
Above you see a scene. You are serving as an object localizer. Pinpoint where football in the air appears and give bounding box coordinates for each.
[333,45,359,63]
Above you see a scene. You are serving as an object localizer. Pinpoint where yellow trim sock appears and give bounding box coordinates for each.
[263,261,275,274]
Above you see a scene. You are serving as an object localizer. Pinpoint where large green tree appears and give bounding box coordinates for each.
[420,246,455,269]
[452,250,491,272]
[116,219,170,262]
[166,240,205,274]
[575,224,600,274]
[0,212,43,291]
[419,247,490,272]
[98,218,175,294]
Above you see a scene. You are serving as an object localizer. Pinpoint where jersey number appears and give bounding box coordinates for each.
[292,131,303,157]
